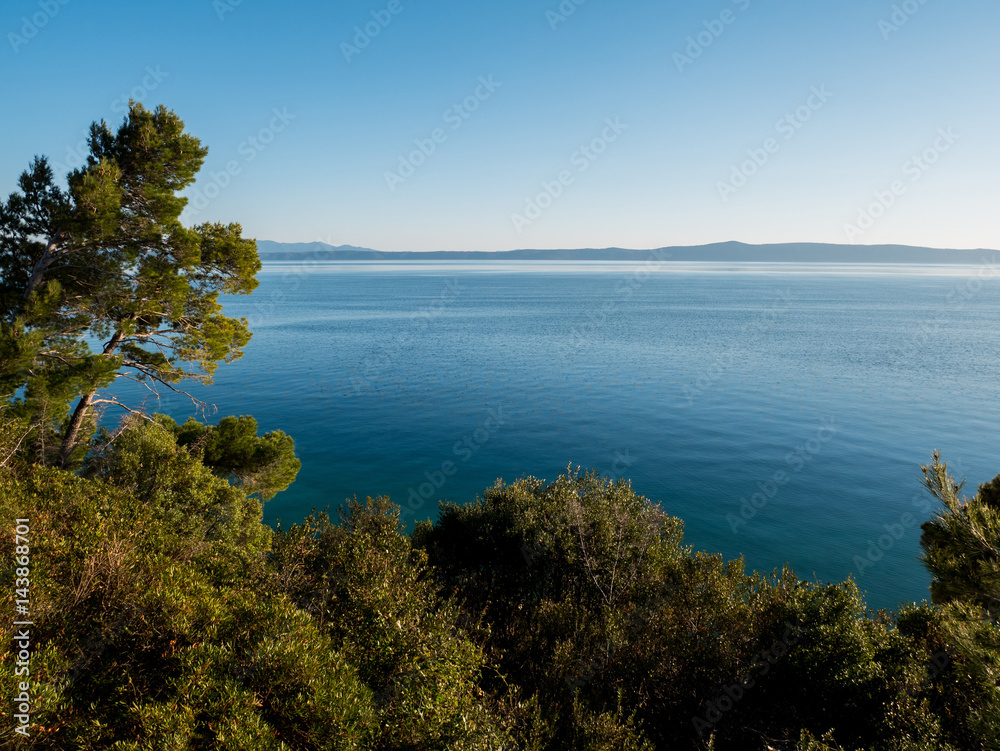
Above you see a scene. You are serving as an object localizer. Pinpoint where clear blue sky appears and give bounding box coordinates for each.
[2,0,998,251]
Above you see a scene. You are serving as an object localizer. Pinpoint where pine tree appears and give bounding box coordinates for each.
[0,102,260,467]
[918,452,1000,741]
[919,451,1000,615]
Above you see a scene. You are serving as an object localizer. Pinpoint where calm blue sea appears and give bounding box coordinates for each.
[110,261,1000,612]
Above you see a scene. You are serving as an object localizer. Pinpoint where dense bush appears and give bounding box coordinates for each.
[270,498,511,750]
[0,419,376,749]
[415,468,999,750]
[2,420,998,749]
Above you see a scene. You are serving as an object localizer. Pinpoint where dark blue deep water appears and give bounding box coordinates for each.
[112,261,1000,612]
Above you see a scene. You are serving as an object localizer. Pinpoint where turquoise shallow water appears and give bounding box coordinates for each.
[109,261,1000,612]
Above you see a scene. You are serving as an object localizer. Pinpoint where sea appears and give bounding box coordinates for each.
[107,260,1000,612]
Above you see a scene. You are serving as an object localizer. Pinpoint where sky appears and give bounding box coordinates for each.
[2,0,998,252]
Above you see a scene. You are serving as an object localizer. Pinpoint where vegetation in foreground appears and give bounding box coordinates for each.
[2,103,999,749]
[2,420,1000,750]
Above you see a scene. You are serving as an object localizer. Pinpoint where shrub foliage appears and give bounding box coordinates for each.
[2,427,998,749]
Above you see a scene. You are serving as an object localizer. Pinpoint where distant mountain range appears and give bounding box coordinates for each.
[255,240,1000,265]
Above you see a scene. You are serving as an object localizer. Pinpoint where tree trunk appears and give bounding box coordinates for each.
[8,233,64,326]
[23,234,61,296]
[57,390,96,468]
[56,328,126,468]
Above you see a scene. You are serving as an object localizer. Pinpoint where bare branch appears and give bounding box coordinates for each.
[0,422,33,469]
[89,399,157,421]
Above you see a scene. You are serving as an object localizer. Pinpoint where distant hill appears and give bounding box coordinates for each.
[255,240,1000,265]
